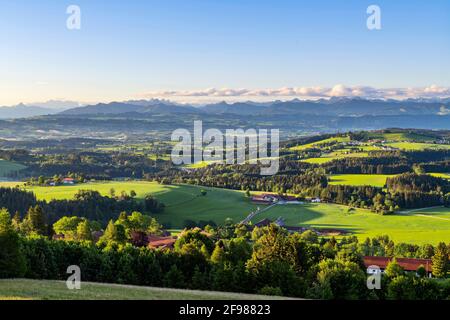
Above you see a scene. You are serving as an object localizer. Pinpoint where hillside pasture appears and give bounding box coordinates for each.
[429,173,450,180]
[22,181,257,228]
[328,174,396,187]
[385,142,450,151]
[367,132,437,142]
[1,180,449,244]
[252,203,450,244]
[289,136,350,151]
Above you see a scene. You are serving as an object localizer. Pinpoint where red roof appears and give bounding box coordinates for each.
[363,256,432,272]
[148,235,177,249]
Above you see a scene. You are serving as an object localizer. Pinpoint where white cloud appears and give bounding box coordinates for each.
[139,85,450,100]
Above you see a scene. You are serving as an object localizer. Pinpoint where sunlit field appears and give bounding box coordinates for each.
[328,174,396,187]
[385,142,450,151]
[253,203,450,244]
[1,180,448,244]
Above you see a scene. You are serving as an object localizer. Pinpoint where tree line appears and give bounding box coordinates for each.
[0,187,164,226]
[1,209,449,299]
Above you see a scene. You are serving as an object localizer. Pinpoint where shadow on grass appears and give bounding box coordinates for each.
[302,223,362,235]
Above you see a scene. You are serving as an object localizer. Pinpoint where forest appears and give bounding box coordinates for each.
[1,207,449,300]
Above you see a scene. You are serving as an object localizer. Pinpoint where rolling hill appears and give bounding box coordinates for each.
[2,181,449,244]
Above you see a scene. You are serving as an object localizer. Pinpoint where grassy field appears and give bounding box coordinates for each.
[291,132,450,164]
[428,173,450,180]
[252,203,450,244]
[0,279,287,300]
[400,206,450,220]
[17,181,258,228]
[328,174,396,187]
[367,132,437,142]
[301,151,369,164]
[385,142,450,151]
[289,136,350,151]
[1,180,449,244]
[0,159,26,176]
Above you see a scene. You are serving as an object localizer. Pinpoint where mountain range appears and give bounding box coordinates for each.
[0,104,57,119]
[1,98,450,119]
[59,98,450,117]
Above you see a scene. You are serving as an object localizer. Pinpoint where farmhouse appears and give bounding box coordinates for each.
[62,177,76,185]
[251,194,279,204]
[251,193,298,204]
[364,256,433,277]
[147,235,177,249]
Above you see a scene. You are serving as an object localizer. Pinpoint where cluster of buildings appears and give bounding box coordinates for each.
[49,177,76,186]
[364,256,433,277]
[251,193,321,205]
[250,193,300,205]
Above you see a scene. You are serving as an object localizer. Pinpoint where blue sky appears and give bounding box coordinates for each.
[0,0,449,104]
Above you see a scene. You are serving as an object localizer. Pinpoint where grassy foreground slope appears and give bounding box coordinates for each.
[0,279,287,300]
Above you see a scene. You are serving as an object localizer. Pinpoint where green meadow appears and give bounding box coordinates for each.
[252,203,450,245]
[301,151,370,164]
[20,181,258,228]
[1,180,449,244]
[429,172,450,179]
[367,132,437,142]
[289,136,350,151]
[385,142,450,151]
[328,174,396,187]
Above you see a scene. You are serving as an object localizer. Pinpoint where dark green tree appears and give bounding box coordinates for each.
[432,242,449,278]
[0,209,26,278]
[21,205,47,236]
[385,258,404,278]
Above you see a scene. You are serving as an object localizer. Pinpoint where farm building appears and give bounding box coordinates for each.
[364,256,433,277]
[62,177,76,185]
[251,193,298,204]
[147,235,177,249]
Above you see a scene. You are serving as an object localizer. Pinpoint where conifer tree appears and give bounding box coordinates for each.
[0,208,26,278]
[76,220,93,241]
[21,205,47,236]
[11,211,21,232]
[211,244,226,264]
[432,242,449,278]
